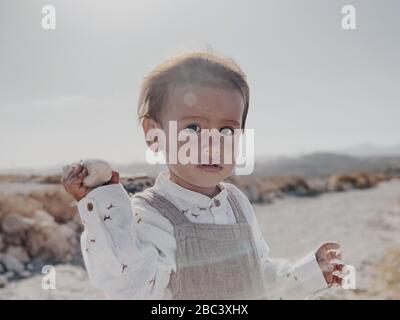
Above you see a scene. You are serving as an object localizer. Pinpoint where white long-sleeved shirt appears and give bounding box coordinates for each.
[77,170,328,299]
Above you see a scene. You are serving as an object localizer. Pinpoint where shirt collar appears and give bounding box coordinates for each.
[155,170,228,211]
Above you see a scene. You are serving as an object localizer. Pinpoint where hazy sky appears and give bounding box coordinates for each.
[1,0,399,169]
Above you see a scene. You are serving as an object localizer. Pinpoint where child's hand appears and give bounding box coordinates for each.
[315,242,344,286]
[61,164,120,201]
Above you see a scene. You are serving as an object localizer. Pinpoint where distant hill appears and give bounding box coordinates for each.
[337,143,400,158]
[253,152,400,177]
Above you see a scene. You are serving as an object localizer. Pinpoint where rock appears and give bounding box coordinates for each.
[62,160,114,188]
[327,174,356,192]
[260,192,274,204]
[0,253,26,276]
[277,176,311,197]
[0,275,8,288]
[36,174,62,184]
[294,185,308,196]
[1,213,35,234]
[227,175,317,203]
[19,270,32,278]
[82,159,113,188]
[327,171,389,192]
[260,191,280,204]
[33,209,55,224]
[26,263,34,271]
[0,234,4,251]
[307,178,327,194]
[0,194,43,223]
[28,258,46,273]
[0,233,23,246]
[65,219,82,233]
[6,246,30,263]
[241,184,260,202]
[28,189,76,223]
[3,271,15,280]
[122,176,155,194]
[26,216,78,263]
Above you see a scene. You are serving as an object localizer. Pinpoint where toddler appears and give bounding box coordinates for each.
[62,51,343,299]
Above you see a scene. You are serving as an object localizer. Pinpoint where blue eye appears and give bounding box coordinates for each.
[219,127,234,136]
[184,124,201,133]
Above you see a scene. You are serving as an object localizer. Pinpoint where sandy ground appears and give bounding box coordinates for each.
[0,265,105,300]
[1,180,399,299]
[255,179,400,299]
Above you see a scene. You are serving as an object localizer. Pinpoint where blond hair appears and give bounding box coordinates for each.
[137,51,250,129]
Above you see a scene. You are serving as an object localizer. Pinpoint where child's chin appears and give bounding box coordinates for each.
[189,167,226,185]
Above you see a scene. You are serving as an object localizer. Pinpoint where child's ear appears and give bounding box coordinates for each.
[142,117,157,132]
[142,117,163,151]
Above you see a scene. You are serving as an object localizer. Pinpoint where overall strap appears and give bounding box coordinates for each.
[133,184,248,225]
[133,189,190,225]
[225,184,248,224]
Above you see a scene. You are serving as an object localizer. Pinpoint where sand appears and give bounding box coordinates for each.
[254,179,400,299]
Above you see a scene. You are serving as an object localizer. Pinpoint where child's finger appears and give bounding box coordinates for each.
[109,170,119,184]
[332,263,344,273]
[67,164,83,180]
[331,275,343,286]
[75,167,88,182]
[317,242,341,256]
[319,261,334,272]
[323,243,340,251]
[70,167,87,185]
[325,251,343,262]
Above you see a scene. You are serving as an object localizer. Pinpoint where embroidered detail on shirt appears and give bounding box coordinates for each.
[137,217,142,223]
[285,273,298,281]
[107,203,114,210]
[148,277,156,287]
[103,215,112,221]
[122,264,128,273]
[182,203,217,218]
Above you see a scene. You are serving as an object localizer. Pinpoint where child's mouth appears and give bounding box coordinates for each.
[196,164,224,172]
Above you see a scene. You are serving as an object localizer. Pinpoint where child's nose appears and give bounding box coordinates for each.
[200,132,222,163]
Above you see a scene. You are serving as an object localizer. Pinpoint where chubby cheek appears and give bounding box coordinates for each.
[220,137,239,166]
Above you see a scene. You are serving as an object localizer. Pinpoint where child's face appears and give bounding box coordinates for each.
[159,83,244,188]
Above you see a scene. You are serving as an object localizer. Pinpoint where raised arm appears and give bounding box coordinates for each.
[62,165,172,299]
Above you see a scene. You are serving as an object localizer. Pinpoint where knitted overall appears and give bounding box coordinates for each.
[133,185,266,299]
